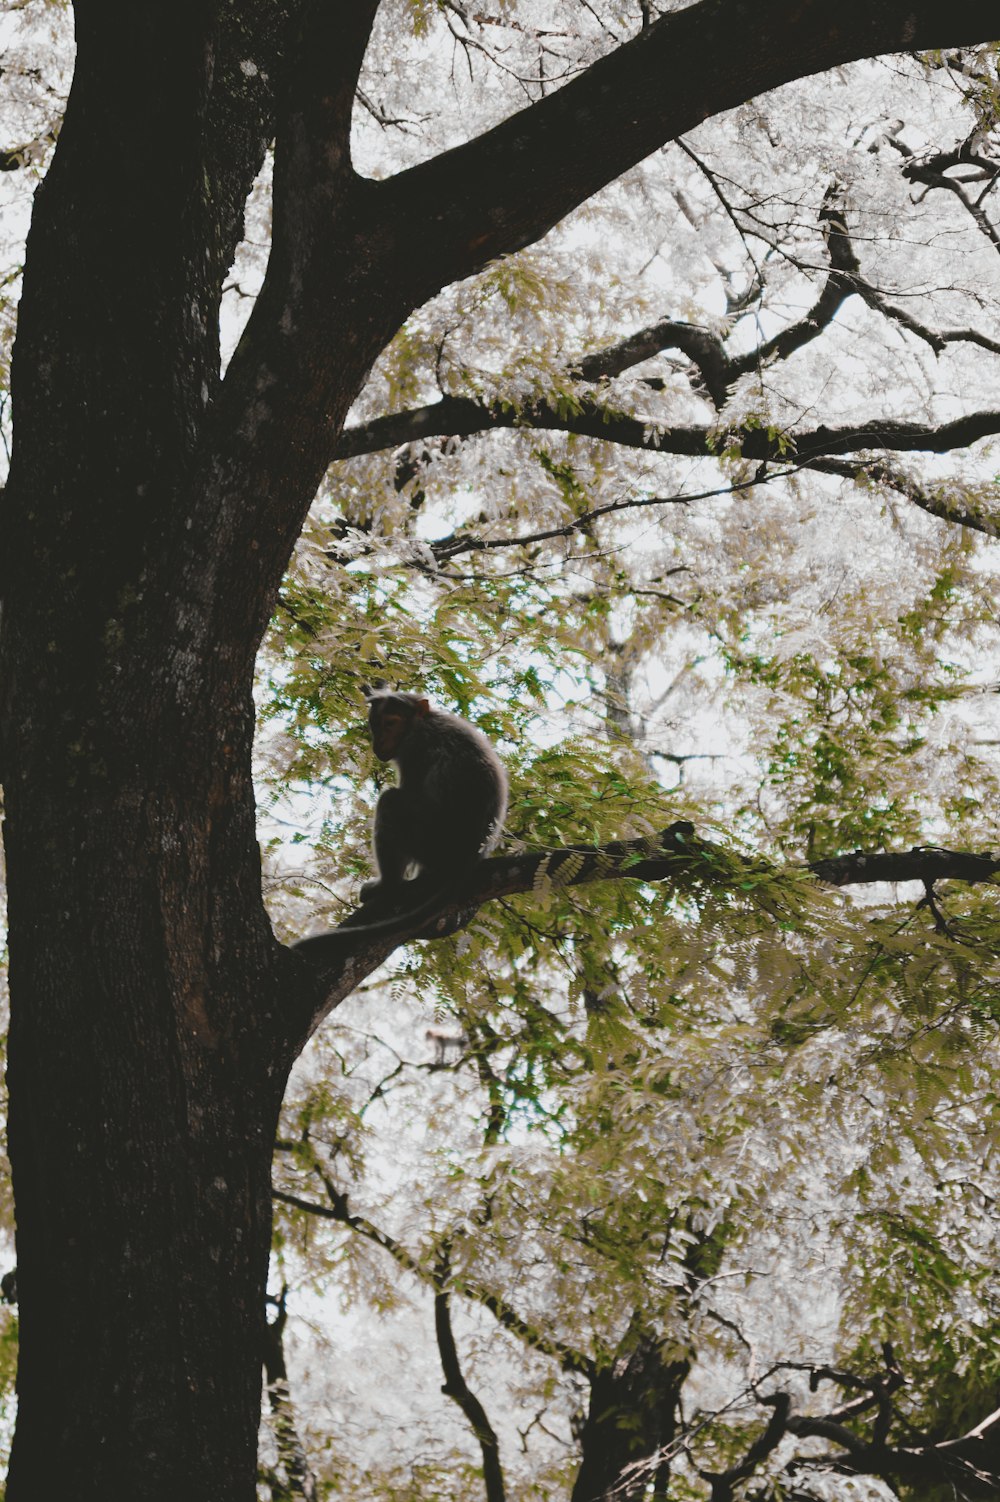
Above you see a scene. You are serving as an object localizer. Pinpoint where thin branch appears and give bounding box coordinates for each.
[272,1178,592,1375]
[262,1289,319,1502]
[433,1249,507,1502]
[811,456,1000,536]
[420,462,839,566]
[335,392,1000,469]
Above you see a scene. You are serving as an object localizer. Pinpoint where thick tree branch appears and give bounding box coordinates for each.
[703,1394,791,1502]
[578,318,732,407]
[204,2,1000,675]
[336,392,1000,468]
[286,827,1000,1049]
[333,187,1000,555]
[810,845,1000,888]
[782,1408,1000,1492]
[170,1,396,671]
[377,0,1000,295]
[270,1,381,263]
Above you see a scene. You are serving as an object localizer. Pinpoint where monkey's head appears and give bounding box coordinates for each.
[366,691,430,761]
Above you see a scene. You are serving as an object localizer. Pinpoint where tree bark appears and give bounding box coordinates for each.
[570,1317,689,1502]
[0,7,299,1493]
[1,1,998,1496]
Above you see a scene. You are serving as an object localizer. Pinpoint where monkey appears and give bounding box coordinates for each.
[294,691,506,951]
[426,1026,467,1065]
[290,692,507,959]
[360,687,507,898]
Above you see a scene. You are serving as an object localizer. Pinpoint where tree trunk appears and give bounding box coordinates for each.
[0,8,304,1493]
[571,1320,688,1502]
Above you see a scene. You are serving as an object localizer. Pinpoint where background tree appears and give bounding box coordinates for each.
[2,3,1000,1501]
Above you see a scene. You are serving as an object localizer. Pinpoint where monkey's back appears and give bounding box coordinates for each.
[397,708,507,874]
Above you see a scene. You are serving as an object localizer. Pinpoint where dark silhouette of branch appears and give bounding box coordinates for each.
[810,845,1000,888]
[433,1249,507,1502]
[377,2,1000,298]
[577,318,732,407]
[272,1173,592,1375]
[782,1407,1000,1492]
[812,456,1000,536]
[702,1393,791,1502]
[724,185,860,384]
[335,393,1000,469]
[262,1288,319,1502]
[703,1349,1000,1498]
[287,828,1000,1043]
[331,184,1000,560]
[902,142,1000,258]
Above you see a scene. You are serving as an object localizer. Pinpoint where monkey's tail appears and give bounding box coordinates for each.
[301,882,471,946]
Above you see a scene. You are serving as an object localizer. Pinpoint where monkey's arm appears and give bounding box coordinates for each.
[360,786,412,900]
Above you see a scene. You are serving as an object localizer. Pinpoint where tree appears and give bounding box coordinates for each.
[1,2,1000,1499]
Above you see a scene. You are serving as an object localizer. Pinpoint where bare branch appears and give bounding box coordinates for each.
[727,184,859,381]
[335,391,1000,468]
[433,1249,507,1502]
[810,845,1000,888]
[902,142,1000,258]
[273,1177,593,1376]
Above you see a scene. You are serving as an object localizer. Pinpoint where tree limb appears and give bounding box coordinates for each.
[377,0,1000,296]
[810,845,1000,888]
[202,1,1000,670]
[702,1393,791,1502]
[577,318,731,407]
[272,1174,593,1376]
[710,1359,1000,1498]
[286,826,1000,1048]
[336,393,1000,469]
[812,456,1000,536]
[433,1249,507,1502]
